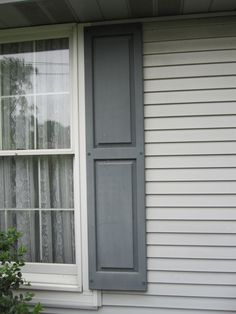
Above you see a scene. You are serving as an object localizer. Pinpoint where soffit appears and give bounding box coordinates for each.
[0,0,235,29]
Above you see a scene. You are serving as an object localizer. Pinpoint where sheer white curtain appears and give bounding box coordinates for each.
[0,156,74,263]
[0,157,38,261]
[40,156,74,263]
[0,38,75,264]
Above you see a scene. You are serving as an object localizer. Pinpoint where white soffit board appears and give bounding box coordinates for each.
[66,0,103,22]
[0,5,30,27]
[0,0,28,3]
[157,0,182,16]
[97,0,129,19]
[210,0,236,12]
[0,0,236,30]
[183,0,212,14]
[129,0,154,17]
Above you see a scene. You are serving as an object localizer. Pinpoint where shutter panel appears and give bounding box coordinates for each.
[85,24,146,291]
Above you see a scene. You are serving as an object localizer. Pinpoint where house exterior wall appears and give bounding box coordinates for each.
[43,16,236,314]
[91,16,236,314]
[2,16,235,314]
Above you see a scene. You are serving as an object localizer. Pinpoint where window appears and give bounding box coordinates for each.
[0,22,145,310]
[0,27,81,291]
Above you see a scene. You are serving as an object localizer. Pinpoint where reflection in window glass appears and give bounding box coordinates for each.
[0,38,70,150]
[1,96,34,150]
[0,41,34,96]
[37,94,70,149]
[36,38,69,93]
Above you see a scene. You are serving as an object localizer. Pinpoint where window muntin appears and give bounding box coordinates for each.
[0,38,75,265]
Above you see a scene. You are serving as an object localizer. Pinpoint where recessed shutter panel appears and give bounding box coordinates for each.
[85,24,146,291]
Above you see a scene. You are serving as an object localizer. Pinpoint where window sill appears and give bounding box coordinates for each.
[22,263,101,312]
[22,263,81,291]
[30,289,101,313]
[33,291,101,314]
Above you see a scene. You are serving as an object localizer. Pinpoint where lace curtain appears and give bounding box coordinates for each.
[0,39,75,264]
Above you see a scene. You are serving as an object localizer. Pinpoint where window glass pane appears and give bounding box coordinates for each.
[0,41,34,96]
[1,96,34,150]
[0,210,75,264]
[0,38,71,150]
[37,94,70,149]
[41,210,75,264]
[7,210,40,262]
[0,210,6,230]
[0,156,38,209]
[40,156,74,208]
[35,38,69,93]
[0,156,73,209]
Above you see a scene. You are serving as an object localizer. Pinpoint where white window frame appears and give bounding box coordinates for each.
[0,24,101,310]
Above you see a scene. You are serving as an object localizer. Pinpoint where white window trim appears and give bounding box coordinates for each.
[0,23,101,309]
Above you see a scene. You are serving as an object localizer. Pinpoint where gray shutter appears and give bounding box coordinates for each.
[85,24,146,291]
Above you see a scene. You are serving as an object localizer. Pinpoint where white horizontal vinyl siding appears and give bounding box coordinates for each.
[43,306,236,314]
[102,16,236,314]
